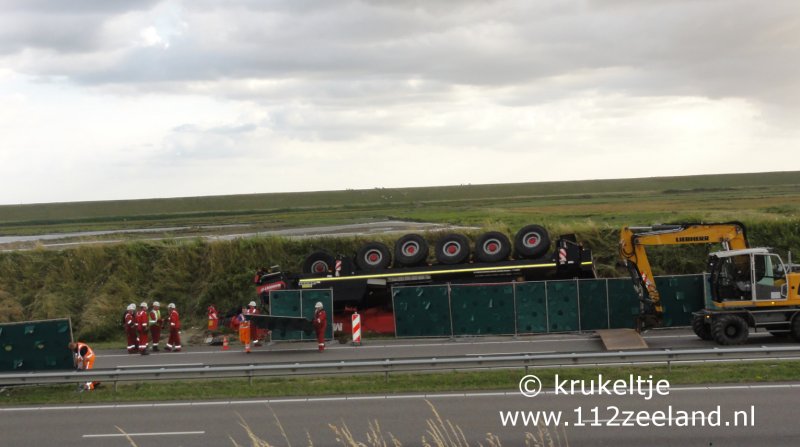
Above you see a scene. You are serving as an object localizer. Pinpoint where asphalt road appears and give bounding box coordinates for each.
[94,329,798,369]
[3,383,798,446]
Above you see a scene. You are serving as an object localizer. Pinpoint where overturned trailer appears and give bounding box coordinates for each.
[254,225,596,334]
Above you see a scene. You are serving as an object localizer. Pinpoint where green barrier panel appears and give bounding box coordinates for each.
[0,318,73,371]
[392,285,451,337]
[655,275,706,327]
[547,281,579,332]
[270,290,303,340]
[579,279,610,331]
[607,278,641,329]
[515,282,548,334]
[450,284,515,335]
[269,290,333,341]
[301,289,334,341]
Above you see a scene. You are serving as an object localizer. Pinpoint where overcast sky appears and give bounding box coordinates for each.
[1,1,798,205]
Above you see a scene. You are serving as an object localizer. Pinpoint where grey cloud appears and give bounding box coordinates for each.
[4,0,800,108]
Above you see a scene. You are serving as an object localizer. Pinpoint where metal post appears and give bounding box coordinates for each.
[576,279,582,332]
[391,286,398,339]
[606,279,611,329]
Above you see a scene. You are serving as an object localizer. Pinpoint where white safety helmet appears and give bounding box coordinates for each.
[248,301,256,307]
[127,303,136,311]
[152,301,160,307]
[168,303,176,309]
[315,302,323,309]
[140,301,147,307]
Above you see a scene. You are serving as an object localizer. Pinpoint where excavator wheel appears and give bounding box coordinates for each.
[691,315,712,341]
[791,314,800,341]
[711,314,749,345]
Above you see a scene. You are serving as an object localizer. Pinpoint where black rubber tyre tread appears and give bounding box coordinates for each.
[434,233,471,265]
[355,242,392,271]
[302,251,335,274]
[514,224,551,259]
[711,314,749,345]
[691,315,713,341]
[792,314,800,341]
[474,231,512,263]
[393,234,429,267]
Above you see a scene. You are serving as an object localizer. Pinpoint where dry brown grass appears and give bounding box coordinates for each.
[229,400,569,447]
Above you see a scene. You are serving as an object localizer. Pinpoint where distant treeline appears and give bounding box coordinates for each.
[1,220,798,341]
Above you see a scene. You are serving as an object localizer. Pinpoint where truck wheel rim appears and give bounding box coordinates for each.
[522,232,541,248]
[365,249,383,265]
[401,241,419,256]
[483,238,502,255]
[444,241,462,256]
[311,260,328,273]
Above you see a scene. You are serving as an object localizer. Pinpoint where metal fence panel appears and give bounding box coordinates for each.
[655,275,706,327]
[514,282,548,334]
[578,279,610,331]
[546,281,579,332]
[450,284,515,335]
[269,290,333,341]
[392,285,451,337]
[607,278,641,329]
[269,290,303,340]
[0,318,73,371]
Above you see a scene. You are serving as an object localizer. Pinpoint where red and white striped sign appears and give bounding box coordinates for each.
[335,259,342,277]
[351,312,362,345]
[558,247,567,264]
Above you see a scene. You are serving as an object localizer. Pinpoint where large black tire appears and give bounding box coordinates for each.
[474,231,512,263]
[691,315,712,341]
[514,224,550,259]
[792,314,800,341]
[302,251,335,274]
[355,242,392,271]
[394,234,429,267]
[711,314,749,345]
[435,233,471,265]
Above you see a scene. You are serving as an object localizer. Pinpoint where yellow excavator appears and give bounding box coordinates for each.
[619,222,800,344]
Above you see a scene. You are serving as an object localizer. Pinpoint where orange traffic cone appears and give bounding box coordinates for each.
[222,336,229,351]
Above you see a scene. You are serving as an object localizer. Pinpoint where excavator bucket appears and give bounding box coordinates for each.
[596,329,648,350]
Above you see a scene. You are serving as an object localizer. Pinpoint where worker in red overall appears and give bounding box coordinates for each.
[124,304,138,354]
[136,302,150,355]
[238,306,251,353]
[69,341,99,391]
[313,301,327,352]
[149,301,163,352]
[245,301,264,346]
[165,303,182,352]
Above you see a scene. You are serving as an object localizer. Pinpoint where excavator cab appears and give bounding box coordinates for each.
[707,248,788,304]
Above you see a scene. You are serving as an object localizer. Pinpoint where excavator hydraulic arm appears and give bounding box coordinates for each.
[618,222,748,330]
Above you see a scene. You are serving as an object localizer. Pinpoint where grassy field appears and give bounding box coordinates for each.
[1,171,799,339]
[1,171,798,235]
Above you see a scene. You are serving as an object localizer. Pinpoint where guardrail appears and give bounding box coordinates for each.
[3,345,800,387]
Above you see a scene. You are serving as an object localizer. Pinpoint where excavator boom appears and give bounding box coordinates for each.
[619,222,748,330]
